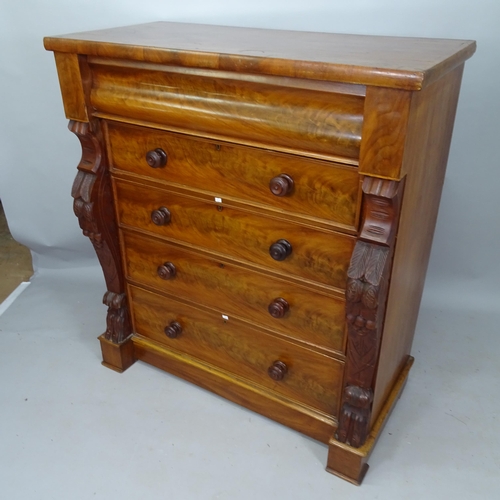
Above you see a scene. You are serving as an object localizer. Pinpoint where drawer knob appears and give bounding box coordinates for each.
[151,207,171,226]
[269,239,292,261]
[164,321,182,339]
[157,262,176,280]
[268,360,288,381]
[146,148,168,168]
[269,174,294,197]
[268,297,290,318]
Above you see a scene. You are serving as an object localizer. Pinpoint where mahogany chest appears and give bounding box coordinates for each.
[44,23,475,484]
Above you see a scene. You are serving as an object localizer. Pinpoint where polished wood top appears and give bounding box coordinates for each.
[44,22,475,90]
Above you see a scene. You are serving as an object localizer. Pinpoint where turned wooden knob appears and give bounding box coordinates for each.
[268,297,289,318]
[269,239,292,261]
[269,174,294,197]
[146,148,167,168]
[151,207,171,226]
[157,262,176,280]
[268,360,288,381]
[164,321,182,339]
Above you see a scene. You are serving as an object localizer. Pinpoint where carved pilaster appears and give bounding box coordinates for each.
[69,120,131,343]
[336,177,404,448]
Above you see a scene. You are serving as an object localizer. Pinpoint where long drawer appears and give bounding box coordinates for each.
[113,178,354,290]
[129,284,343,416]
[92,60,364,161]
[122,230,346,354]
[106,122,361,229]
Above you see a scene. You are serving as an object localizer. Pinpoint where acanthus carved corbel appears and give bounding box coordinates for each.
[72,170,103,248]
[103,291,131,344]
[69,120,131,343]
[336,177,404,448]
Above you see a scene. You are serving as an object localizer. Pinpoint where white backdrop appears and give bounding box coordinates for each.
[0,0,499,310]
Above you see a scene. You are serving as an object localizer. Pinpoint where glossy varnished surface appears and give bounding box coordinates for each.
[53,53,89,122]
[113,178,355,290]
[107,122,360,228]
[132,335,337,444]
[327,356,414,484]
[44,21,476,485]
[92,61,364,160]
[122,230,346,354]
[359,88,412,179]
[44,22,475,90]
[129,285,343,415]
[370,65,466,423]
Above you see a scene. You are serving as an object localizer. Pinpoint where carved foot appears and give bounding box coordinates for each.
[327,356,414,484]
[336,386,373,447]
[103,291,132,343]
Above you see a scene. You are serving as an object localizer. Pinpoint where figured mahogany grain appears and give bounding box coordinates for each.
[113,178,355,290]
[91,61,364,160]
[370,65,465,424]
[327,356,413,485]
[359,88,412,179]
[98,334,136,373]
[122,230,346,355]
[130,285,343,415]
[44,22,475,90]
[52,52,88,121]
[44,22,476,485]
[132,335,337,444]
[107,122,360,228]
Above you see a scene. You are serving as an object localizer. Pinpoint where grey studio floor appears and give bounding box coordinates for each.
[0,266,498,499]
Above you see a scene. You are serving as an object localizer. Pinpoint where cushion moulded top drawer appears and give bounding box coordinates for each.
[106,122,361,230]
[91,59,364,161]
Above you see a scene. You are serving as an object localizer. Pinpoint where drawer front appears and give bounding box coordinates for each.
[123,230,346,354]
[107,122,360,229]
[129,285,343,415]
[92,60,364,160]
[114,178,354,290]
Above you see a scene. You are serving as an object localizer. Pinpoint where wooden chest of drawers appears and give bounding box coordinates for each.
[44,23,475,484]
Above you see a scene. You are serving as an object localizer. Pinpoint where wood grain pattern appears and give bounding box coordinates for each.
[69,120,131,343]
[113,178,355,290]
[45,22,476,484]
[335,177,403,448]
[91,60,364,159]
[98,334,136,373]
[53,52,89,121]
[132,334,337,443]
[122,230,346,355]
[359,88,412,179]
[327,356,414,485]
[44,22,476,90]
[129,285,344,415]
[370,64,466,424]
[106,122,360,228]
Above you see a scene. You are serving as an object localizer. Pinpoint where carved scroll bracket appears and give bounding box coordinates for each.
[69,119,131,344]
[103,291,132,344]
[336,176,404,448]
